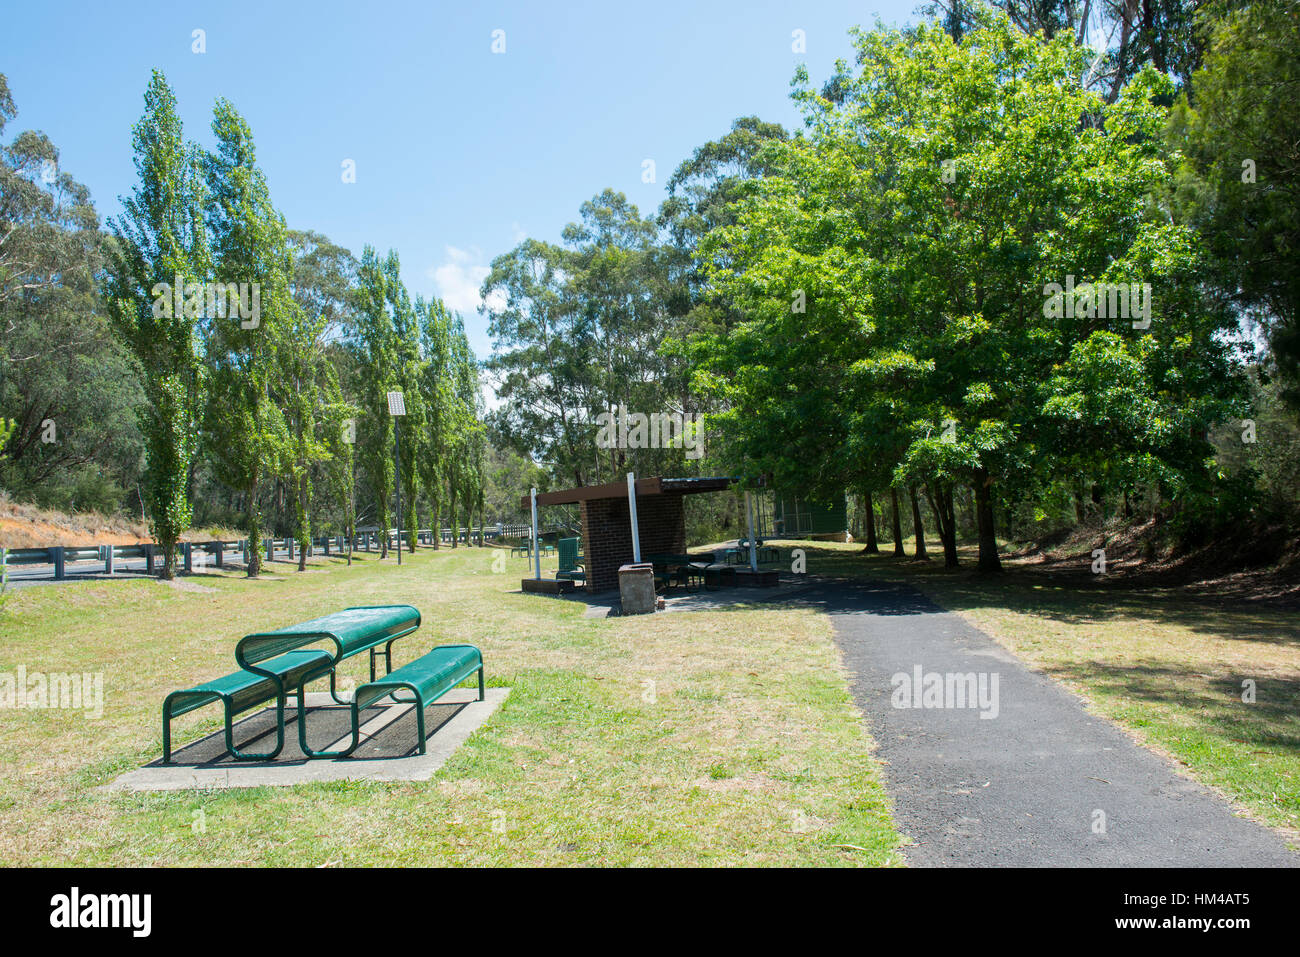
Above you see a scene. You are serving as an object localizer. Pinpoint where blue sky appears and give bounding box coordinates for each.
[3,0,919,362]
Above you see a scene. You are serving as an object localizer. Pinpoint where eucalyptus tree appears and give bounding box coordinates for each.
[923,1,1204,101]
[485,190,694,487]
[277,302,331,571]
[660,115,789,346]
[564,190,684,483]
[104,71,209,579]
[1,74,141,511]
[482,237,591,486]
[1170,0,1300,413]
[286,229,359,557]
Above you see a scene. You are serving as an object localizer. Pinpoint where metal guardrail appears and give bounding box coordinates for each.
[0,524,538,583]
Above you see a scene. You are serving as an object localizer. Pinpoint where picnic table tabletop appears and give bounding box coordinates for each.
[242,604,421,662]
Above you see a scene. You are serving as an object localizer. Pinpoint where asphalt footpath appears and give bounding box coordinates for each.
[784,576,1297,867]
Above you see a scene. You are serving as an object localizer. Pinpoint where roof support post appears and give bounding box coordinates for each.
[627,472,642,564]
[531,487,541,580]
[745,490,758,571]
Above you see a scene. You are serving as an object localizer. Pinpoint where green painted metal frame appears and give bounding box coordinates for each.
[161,649,333,763]
[163,685,289,764]
[297,644,485,759]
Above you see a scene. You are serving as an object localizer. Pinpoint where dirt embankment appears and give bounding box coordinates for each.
[1008,516,1300,607]
[0,498,240,549]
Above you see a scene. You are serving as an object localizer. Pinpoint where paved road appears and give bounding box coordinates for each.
[3,545,334,588]
[787,576,1297,867]
[4,538,501,588]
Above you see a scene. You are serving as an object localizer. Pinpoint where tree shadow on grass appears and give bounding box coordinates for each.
[1039,659,1300,760]
[804,546,1300,649]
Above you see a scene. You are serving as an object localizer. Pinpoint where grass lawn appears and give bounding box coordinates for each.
[0,545,900,866]
[799,539,1300,840]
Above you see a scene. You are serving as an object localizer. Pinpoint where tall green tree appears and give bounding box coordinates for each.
[482,237,589,485]
[444,314,485,546]
[105,71,208,579]
[353,246,397,557]
[383,265,424,553]
[287,229,360,556]
[1,74,142,512]
[415,294,454,544]
[694,15,1246,570]
[484,190,693,487]
[1170,0,1300,412]
[202,98,293,576]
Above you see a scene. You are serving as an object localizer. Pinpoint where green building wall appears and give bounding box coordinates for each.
[771,492,847,537]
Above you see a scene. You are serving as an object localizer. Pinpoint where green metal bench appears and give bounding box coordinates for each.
[306,644,485,758]
[162,604,422,763]
[162,649,333,762]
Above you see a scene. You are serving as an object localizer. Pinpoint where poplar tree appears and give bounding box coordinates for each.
[416,295,453,546]
[201,98,292,576]
[105,71,208,580]
[354,246,396,557]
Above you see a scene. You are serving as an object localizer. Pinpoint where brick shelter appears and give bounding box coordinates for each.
[521,477,733,593]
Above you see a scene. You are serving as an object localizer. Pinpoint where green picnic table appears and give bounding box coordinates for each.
[162,605,483,762]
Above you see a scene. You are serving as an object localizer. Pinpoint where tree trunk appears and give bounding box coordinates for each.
[942,485,958,568]
[924,482,960,568]
[890,487,905,557]
[973,467,1001,573]
[346,464,355,566]
[1091,482,1105,522]
[909,485,929,560]
[863,489,879,553]
[449,486,458,549]
[161,537,177,580]
[297,467,309,572]
[405,492,417,553]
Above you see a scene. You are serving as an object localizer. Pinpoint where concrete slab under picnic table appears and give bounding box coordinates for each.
[107,688,508,791]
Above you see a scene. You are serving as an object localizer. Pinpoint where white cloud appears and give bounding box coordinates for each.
[429,245,496,315]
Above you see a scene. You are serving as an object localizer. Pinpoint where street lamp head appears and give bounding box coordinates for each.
[386,392,406,416]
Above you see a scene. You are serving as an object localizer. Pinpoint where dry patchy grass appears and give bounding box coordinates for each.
[0,546,900,866]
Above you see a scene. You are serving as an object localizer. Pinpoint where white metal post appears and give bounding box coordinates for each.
[394,416,402,565]
[745,490,758,571]
[387,391,407,565]
[627,472,641,563]
[531,487,541,580]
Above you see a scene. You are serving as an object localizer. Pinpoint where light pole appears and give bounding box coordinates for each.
[387,391,406,565]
